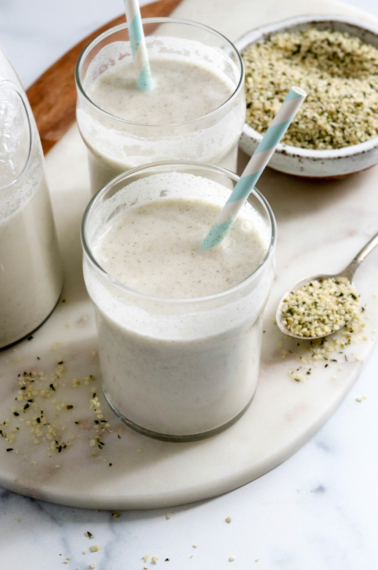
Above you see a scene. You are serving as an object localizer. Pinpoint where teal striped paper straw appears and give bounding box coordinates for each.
[124,0,152,90]
[201,86,306,250]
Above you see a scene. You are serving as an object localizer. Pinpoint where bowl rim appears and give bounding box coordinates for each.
[236,14,378,159]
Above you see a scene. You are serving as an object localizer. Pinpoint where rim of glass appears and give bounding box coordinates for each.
[0,81,33,191]
[75,17,245,129]
[81,160,277,305]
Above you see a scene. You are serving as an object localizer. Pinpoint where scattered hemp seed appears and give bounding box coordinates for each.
[229,556,236,562]
[165,559,170,562]
[281,277,360,337]
[90,545,99,553]
[289,371,303,382]
[193,544,198,549]
[112,513,120,518]
[0,364,113,471]
[356,395,367,402]
[85,531,94,539]
[166,512,172,520]
[143,555,150,563]
[226,516,232,523]
[89,564,96,569]
[152,556,159,564]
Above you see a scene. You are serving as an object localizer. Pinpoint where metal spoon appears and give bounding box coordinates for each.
[276,231,378,340]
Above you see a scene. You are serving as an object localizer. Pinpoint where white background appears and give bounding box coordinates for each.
[1,1,378,569]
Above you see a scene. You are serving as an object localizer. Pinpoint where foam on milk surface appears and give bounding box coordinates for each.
[0,84,30,188]
[88,58,234,125]
[95,197,267,299]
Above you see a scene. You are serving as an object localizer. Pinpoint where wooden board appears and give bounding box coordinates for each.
[26,0,182,154]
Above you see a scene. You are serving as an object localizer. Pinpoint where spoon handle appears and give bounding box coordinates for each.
[343,231,378,280]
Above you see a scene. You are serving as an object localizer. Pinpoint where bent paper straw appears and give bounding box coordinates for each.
[124,0,152,90]
[201,86,306,250]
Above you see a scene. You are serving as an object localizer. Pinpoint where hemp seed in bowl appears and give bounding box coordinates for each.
[281,277,360,338]
[243,28,378,150]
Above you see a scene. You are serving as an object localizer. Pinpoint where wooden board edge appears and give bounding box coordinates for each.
[26,0,182,154]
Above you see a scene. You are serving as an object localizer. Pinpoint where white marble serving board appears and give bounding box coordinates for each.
[0,123,377,510]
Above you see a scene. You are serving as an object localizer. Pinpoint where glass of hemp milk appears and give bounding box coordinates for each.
[82,161,276,441]
[0,48,63,349]
[76,18,245,195]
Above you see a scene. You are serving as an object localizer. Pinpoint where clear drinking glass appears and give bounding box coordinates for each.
[76,18,245,195]
[81,161,276,442]
[0,48,63,349]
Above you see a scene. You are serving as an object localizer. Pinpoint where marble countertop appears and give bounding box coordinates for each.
[1,0,378,569]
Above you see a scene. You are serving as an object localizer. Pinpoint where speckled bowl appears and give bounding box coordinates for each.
[235,15,378,178]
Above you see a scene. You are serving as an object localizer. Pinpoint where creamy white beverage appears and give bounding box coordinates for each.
[84,170,275,439]
[95,198,266,298]
[0,177,63,348]
[0,81,62,349]
[88,59,234,126]
[76,32,245,195]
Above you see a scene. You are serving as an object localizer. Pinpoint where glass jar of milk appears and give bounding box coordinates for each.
[0,49,63,349]
[76,18,245,195]
[82,162,276,441]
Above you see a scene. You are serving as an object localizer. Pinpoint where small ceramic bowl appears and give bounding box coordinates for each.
[235,15,378,178]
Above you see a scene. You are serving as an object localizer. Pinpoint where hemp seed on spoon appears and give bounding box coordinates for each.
[281,277,360,338]
[276,231,378,340]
